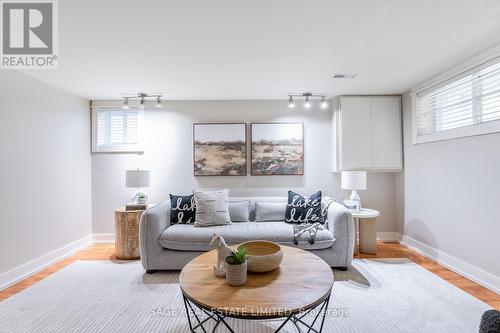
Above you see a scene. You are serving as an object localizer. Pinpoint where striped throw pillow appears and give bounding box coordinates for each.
[193,189,231,227]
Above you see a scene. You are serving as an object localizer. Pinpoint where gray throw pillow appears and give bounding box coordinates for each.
[228,201,250,222]
[193,189,231,227]
[255,202,286,222]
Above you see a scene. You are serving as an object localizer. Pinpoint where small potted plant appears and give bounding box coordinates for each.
[225,248,247,286]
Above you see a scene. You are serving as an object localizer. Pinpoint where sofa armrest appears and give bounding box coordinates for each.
[139,201,171,270]
[326,200,355,266]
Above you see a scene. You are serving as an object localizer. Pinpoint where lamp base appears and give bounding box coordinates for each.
[344,190,362,211]
[349,190,361,201]
[131,189,148,205]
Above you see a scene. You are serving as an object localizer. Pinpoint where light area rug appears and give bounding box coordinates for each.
[0,258,491,333]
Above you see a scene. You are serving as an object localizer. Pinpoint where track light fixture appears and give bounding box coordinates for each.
[121,93,164,110]
[287,92,328,110]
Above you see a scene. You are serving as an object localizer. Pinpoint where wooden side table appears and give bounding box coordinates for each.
[351,208,380,255]
[114,204,156,259]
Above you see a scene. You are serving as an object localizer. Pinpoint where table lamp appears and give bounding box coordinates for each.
[126,169,151,205]
[341,171,367,211]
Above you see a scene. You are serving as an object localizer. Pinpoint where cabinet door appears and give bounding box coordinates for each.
[339,97,371,170]
[370,97,402,169]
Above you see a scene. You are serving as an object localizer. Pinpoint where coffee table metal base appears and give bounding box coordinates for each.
[182,293,331,333]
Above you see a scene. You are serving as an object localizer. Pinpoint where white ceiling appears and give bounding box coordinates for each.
[25,0,500,100]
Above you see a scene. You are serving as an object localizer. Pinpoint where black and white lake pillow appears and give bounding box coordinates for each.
[170,194,196,224]
[285,191,324,224]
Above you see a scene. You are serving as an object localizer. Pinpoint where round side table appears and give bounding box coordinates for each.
[351,208,380,255]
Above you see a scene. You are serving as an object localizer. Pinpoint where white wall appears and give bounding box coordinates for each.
[92,100,399,235]
[401,93,500,286]
[0,71,92,277]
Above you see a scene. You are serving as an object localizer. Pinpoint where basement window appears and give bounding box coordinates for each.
[413,57,500,144]
[92,107,144,153]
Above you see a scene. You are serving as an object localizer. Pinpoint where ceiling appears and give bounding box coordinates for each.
[24,0,500,100]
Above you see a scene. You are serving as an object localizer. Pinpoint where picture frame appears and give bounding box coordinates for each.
[250,122,304,176]
[193,123,247,176]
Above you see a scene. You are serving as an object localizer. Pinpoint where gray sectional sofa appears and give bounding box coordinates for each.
[139,196,355,272]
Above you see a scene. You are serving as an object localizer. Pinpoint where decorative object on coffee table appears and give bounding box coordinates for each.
[115,204,156,259]
[179,246,334,333]
[209,234,232,277]
[224,247,248,286]
[251,122,304,175]
[237,241,283,272]
[126,169,151,206]
[193,123,247,176]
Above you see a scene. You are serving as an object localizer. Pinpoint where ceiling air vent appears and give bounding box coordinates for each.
[332,73,358,79]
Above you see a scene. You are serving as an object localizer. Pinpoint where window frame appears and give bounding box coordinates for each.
[91,106,144,153]
[411,46,500,145]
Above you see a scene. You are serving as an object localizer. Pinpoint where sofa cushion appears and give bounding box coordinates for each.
[285,190,324,224]
[228,201,250,222]
[170,194,196,224]
[193,189,231,227]
[255,202,286,222]
[159,222,335,251]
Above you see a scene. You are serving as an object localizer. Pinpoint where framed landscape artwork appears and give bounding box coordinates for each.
[193,123,247,176]
[251,122,304,176]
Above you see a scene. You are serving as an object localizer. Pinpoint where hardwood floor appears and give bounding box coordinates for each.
[1,242,499,309]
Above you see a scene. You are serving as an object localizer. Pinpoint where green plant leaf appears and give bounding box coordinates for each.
[225,247,247,265]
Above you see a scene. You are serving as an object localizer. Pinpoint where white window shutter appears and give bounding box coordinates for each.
[414,58,500,144]
[92,107,143,153]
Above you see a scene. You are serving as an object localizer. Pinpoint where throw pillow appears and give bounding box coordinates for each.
[228,201,250,222]
[194,189,231,227]
[255,202,287,222]
[285,190,324,224]
[170,194,196,224]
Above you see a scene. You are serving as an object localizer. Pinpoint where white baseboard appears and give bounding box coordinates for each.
[0,235,93,291]
[401,235,500,295]
[377,232,402,242]
[92,234,115,243]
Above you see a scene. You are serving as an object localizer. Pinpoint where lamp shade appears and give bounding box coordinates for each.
[126,169,150,188]
[341,171,367,190]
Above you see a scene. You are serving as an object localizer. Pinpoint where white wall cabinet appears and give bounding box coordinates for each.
[332,96,403,172]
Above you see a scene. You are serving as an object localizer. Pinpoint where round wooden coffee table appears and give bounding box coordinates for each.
[179,245,334,333]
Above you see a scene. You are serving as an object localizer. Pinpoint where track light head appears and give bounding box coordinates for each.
[304,96,311,109]
[122,98,130,109]
[156,96,162,108]
[288,96,295,108]
[139,97,146,109]
[320,96,328,109]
